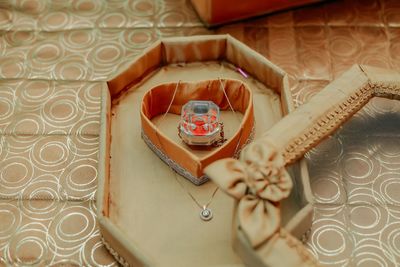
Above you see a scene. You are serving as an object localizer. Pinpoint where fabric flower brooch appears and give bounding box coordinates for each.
[205,139,292,248]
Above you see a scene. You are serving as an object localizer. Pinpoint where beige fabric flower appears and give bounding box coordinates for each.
[205,138,292,247]
[240,141,292,202]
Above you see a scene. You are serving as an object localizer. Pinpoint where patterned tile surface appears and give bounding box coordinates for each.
[0,80,103,135]
[0,0,399,266]
[0,199,115,266]
[0,135,99,200]
[305,98,400,265]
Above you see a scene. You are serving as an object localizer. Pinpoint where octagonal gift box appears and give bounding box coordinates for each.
[97,35,314,266]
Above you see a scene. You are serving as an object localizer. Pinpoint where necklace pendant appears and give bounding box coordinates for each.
[200,207,213,221]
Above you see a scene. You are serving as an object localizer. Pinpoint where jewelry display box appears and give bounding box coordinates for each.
[97,35,314,266]
[190,0,325,26]
[205,65,400,267]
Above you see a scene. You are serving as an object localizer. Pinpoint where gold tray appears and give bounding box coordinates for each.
[97,35,313,267]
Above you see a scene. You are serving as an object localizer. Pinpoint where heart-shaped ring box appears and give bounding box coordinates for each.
[140,79,254,185]
[97,35,314,267]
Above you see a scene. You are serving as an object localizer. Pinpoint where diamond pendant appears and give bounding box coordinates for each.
[200,207,213,221]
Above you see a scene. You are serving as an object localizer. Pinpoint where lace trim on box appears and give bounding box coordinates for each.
[373,81,400,98]
[142,131,209,185]
[283,83,374,164]
[279,230,320,267]
[101,236,129,267]
[142,125,255,186]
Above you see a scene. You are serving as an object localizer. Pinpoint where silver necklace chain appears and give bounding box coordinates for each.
[154,78,245,221]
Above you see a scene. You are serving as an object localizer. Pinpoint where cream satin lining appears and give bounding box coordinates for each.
[140,79,255,185]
